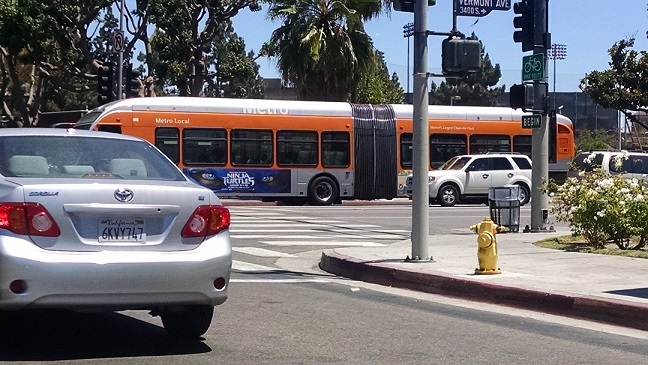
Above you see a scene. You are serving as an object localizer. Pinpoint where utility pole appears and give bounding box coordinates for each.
[117,0,125,100]
[403,23,414,103]
[530,0,550,230]
[410,0,431,261]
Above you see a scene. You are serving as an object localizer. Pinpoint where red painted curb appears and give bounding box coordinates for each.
[320,251,648,331]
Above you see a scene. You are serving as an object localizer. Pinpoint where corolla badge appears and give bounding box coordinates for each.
[114,188,134,202]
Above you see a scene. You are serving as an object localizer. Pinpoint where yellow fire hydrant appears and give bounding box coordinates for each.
[470,218,505,275]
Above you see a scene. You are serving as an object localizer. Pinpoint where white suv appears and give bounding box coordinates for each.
[568,151,648,181]
[405,153,533,207]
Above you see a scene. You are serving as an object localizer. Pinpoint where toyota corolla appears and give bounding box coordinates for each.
[0,128,231,339]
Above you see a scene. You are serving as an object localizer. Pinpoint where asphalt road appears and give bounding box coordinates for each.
[1,203,644,364]
[2,278,647,364]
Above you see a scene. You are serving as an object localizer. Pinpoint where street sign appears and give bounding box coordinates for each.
[113,31,124,53]
[521,114,542,129]
[522,53,545,81]
[456,0,511,17]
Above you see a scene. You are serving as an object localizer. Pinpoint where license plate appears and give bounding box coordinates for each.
[98,218,146,243]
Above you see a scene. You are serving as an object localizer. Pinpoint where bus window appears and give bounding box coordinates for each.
[470,134,510,154]
[513,135,532,158]
[98,125,122,133]
[430,134,467,168]
[400,133,413,168]
[277,130,318,166]
[155,127,180,164]
[231,129,273,166]
[322,131,350,167]
[183,128,227,165]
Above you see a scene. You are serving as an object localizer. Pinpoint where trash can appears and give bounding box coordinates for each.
[488,185,521,232]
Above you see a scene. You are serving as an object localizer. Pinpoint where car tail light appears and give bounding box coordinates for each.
[0,203,60,237]
[181,205,230,238]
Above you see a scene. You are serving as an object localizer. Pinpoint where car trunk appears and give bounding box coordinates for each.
[9,178,213,252]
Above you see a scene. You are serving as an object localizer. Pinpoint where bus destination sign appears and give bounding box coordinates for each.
[456,0,511,17]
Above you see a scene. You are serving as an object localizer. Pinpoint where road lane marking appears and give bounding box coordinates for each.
[233,247,297,258]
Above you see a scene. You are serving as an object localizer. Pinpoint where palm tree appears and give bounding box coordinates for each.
[268,0,385,101]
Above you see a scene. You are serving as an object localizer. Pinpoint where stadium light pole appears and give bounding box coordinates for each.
[548,44,567,111]
[403,22,414,103]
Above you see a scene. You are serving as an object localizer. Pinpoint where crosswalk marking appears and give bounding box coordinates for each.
[231,219,344,224]
[229,212,284,216]
[230,278,331,283]
[232,260,280,272]
[233,247,297,258]
[260,241,386,247]
[229,228,409,233]
[231,223,380,228]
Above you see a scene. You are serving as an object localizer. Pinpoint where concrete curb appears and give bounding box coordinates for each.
[320,251,648,331]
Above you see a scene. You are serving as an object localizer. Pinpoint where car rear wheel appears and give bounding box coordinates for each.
[437,184,459,207]
[161,305,214,339]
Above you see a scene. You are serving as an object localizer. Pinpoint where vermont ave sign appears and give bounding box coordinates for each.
[456,0,511,17]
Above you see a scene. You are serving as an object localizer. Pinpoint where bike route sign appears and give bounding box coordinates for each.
[522,53,545,81]
[456,0,511,17]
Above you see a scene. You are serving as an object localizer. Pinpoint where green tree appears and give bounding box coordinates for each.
[430,33,504,106]
[0,0,120,126]
[576,129,618,152]
[580,38,648,131]
[354,50,403,104]
[203,20,264,98]
[267,0,379,101]
[148,0,262,96]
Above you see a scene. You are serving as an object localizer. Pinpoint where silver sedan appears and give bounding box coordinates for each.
[0,128,231,339]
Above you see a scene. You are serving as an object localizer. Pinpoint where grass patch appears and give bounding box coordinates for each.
[533,235,648,259]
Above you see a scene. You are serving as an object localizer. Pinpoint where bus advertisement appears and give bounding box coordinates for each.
[74,97,575,205]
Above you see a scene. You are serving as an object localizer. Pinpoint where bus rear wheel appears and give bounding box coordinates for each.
[308,176,339,206]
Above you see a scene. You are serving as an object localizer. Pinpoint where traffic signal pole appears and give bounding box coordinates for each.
[410,0,431,261]
[117,0,125,100]
[530,0,550,231]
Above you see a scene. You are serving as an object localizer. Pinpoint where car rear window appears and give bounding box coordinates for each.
[0,135,187,181]
[570,153,604,173]
[512,157,532,170]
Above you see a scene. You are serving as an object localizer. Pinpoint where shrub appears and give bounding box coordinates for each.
[548,151,648,250]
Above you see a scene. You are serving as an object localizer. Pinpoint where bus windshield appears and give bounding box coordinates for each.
[74,111,103,130]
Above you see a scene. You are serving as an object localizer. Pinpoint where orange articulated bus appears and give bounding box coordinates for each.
[74,97,575,205]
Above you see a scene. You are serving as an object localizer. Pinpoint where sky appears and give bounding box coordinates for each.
[231,0,648,93]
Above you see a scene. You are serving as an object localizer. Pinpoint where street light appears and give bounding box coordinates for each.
[403,22,414,103]
[548,44,567,112]
[450,95,461,106]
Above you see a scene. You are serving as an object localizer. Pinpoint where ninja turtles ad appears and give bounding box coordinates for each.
[184,168,291,193]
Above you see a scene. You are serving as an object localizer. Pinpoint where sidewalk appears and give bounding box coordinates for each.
[319,228,648,331]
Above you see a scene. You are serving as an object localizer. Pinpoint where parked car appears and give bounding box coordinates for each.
[568,150,648,181]
[0,128,231,339]
[405,153,533,207]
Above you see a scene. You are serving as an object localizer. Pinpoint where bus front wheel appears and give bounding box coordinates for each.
[308,176,339,206]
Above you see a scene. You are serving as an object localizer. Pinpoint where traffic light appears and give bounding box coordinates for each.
[509,83,534,110]
[513,0,535,52]
[97,64,114,104]
[126,66,142,98]
[441,37,482,75]
[393,0,436,13]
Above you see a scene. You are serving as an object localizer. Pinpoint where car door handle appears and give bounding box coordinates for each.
[508,173,514,178]
[482,174,489,179]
